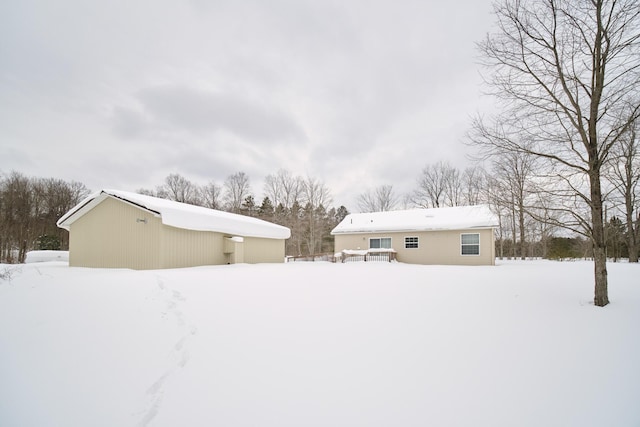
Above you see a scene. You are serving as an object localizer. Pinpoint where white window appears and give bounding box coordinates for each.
[405,236,419,249]
[461,233,480,255]
[369,237,392,249]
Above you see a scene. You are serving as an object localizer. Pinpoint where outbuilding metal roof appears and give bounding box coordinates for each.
[57,189,291,240]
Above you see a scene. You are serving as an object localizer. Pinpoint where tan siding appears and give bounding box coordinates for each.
[334,228,495,266]
[68,197,162,269]
[159,226,225,268]
[242,237,285,263]
[232,241,244,264]
[68,195,287,269]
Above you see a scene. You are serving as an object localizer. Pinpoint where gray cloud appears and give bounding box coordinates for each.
[124,85,305,142]
[1,0,497,209]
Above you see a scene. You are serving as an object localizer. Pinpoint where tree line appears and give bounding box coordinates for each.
[137,169,349,257]
[2,143,637,266]
[0,169,350,262]
[0,172,90,262]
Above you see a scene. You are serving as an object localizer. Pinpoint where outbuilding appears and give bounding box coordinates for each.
[57,189,290,269]
[331,205,498,266]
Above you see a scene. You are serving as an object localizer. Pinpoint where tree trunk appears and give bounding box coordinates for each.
[631,221,640,263]
[625,197,639,263]
[518,202,526,260]
[593,245,609,306]
[19,239,27,264]
[590,172,609,307]
[497,210,504,259]
[510,202,517,260]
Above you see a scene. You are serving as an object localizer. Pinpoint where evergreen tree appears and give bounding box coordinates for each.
[606,216,626,262]
[241,195,257,217]
[36,234,61,250]
[274,203,287,226]
[334,206,349,224]
[546,237,583,260]
[258,197,275,221]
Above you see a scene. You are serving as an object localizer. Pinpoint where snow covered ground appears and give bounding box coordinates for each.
[24,250,69,263]
[0,260,638,427]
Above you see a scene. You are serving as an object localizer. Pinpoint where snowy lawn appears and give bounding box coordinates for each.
[0,260,638,427]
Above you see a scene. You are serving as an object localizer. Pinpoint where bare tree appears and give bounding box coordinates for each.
[471,0,640,306]
[443,166,463,207]
[485,173,510,259]
[201,181,223,210]
[301,175,332,210]
[491,150,536,260]
[160,173,201,204]
[461,166,487,206]
[39,178,89,249]
[224,172,252,213]
[414,161,456,208]
[136,188,156,197]
[528,194,559,259]
[300,176,332,254]
[0,172,89,261]
[357,184,399,212]
[399,193,414,210]
[264,169,303,209]
[0,172,34,262]
[608,117,640,261]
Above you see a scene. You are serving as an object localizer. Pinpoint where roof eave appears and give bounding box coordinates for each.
[57,191,160,231]
[56,192,105,230]
[331,224,499,235]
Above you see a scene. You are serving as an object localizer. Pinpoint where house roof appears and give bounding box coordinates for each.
[57,189,291,240]
[331,205,499,235]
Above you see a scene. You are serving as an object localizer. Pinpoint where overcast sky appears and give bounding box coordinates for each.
[1,0,497,209]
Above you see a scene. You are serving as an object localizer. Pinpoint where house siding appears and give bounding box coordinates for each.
[67,195,287,269]
[334,228,495,266]
[159,225,226,269]
[69,196,162,269]
[243,237,285,264]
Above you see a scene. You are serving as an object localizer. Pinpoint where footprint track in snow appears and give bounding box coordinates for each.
[135,275,197,426]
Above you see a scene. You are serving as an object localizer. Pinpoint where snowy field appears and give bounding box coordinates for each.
[0,260,639,427]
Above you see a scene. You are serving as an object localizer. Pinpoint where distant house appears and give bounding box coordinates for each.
[57,189,290,269]
[331,205,498,266]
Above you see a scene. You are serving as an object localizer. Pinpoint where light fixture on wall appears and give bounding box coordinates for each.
[136,218,147,224]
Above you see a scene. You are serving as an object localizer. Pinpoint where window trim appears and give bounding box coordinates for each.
[369,237,392,249]
[404,236,419,249]
[460,233,480,256]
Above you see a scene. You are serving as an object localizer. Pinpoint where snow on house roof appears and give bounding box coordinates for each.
[57,189,291,240]
[331,205,499,235]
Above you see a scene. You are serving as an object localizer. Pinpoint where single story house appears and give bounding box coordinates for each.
[57,189,291,269]
[331,205,498,266]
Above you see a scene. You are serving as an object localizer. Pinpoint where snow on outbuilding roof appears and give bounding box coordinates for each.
[57,189,291,240]
[331,205,498,235]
